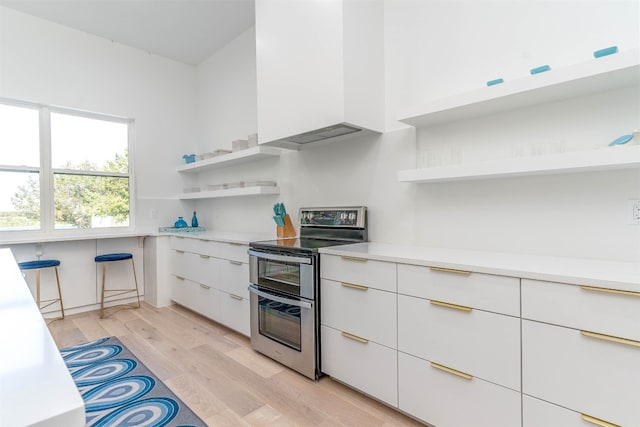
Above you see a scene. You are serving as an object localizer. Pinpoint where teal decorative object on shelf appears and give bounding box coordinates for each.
[174,216,188,228]
[158,226,206,233]
[182,154,196,164]
[191,211,199,227]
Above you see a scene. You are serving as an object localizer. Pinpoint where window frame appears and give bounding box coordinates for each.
[0,97,136,239]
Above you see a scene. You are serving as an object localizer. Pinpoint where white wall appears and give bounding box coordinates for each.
[194,0,639,262]
[0,6,198,232]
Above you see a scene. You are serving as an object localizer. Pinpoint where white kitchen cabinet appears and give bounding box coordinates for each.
[321,278,397,349]
[522,319,640,426]
[523,395,595,427]
[255,0,384,148]
[399,352,521,427]
[169,236,251,336]
[321,254,396,292]
[397,263,520,316]
[398,294,520,391]
[522,278,640,341]
[321,325,398,407]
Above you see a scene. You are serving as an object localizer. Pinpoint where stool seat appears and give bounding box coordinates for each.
[18,259,61,270]
[95,253,133,263]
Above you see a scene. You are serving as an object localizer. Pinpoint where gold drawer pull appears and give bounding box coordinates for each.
[581,330,640,348]
[429,266,471,275]
[200,284,211,290]
[229,294,243,300]
[580,285,640,298]
[430,300,473,312]
[341,282,369,291]
[341,331,369,344]
[430,362,473,380]
[175,236,185,239]
[199,254,210,259]
[229,260,243,266]
[228,242,244,246]
[581,414,620,427]
[175,250,185,254]
[341,256,368,263]
[199,239,209,242]
[175,275,185,281]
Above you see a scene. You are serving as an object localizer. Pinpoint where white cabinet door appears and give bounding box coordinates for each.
[321,325,398,407]
[522,320,640,426]
[398,294,520,391]
[397,264,520,316]
[523,395,591,427]
[398,352,521,427]
[321,254,396,292]
[522,279,640,341]
[212,290,250,337]
[321,279,396,348]
[216,258,249,299]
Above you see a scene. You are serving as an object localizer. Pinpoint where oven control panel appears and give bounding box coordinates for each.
[299,207,366,228]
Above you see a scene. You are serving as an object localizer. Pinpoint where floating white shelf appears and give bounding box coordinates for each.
[398,145,640,183]
[398,49,640,127]
[177,185,280,200]
[177,146,282,174]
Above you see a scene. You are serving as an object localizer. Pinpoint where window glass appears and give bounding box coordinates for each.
[0,103,39,167]
[51,113,128,173]
[0,171,40,231]
[54,174,129,229]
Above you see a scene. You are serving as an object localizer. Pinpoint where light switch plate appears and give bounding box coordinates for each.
[628,199,640,225]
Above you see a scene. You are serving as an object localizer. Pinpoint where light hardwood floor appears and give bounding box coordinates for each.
[48,302,425,426]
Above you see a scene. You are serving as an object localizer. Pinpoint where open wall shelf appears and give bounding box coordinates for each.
[177,146,282,174]
[177,186,280,200]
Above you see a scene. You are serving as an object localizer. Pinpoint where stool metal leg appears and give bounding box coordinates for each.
[131,258,141,309]
[100,263,107,319]
[54,266,65,319]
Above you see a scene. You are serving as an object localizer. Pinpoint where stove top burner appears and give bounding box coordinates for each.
[250,237,357,253]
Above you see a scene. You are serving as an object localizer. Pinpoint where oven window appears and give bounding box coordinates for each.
[258,296,302,351]
[261,259,302,288]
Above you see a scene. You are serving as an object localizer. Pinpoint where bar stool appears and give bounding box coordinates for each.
[95,252,141,319]
[18,259,65,319]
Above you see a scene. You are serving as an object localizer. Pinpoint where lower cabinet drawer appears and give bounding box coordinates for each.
[523,394,604,427]
[212,290,250,336]
[216,259,250,299]
[522,320,639,426]
[171,275,214,318]
[398,352,521,427]
[321,325,398,407]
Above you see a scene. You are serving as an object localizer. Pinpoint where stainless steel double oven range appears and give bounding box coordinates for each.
[248,206,368,380]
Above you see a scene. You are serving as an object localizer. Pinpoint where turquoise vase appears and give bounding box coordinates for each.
[191,211,199,227]
[174,216,188,228]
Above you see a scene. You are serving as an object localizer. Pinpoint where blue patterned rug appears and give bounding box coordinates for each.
[60,336,206,427]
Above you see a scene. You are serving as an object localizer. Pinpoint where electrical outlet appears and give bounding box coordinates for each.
[150,209,158,219]
[628,199,640,225]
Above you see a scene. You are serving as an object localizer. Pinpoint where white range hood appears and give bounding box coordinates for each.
[255,0,385,149]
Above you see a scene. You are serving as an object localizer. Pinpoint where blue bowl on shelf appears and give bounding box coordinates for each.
[182,154,196,164]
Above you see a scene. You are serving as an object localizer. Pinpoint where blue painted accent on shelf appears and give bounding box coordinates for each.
[594,46,618,58]
[486,78,504,86]
[530,65,551,75]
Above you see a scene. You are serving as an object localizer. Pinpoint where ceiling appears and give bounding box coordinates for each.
[0,0,255,65]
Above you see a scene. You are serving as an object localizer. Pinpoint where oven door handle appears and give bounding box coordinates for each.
[248,249,312,265]
[248,285,313,310]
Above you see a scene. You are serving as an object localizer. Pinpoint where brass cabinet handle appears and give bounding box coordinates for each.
[429,266,472,275]
[229,260,243,266]
[175,275,185,281]
[228,242,244,246]
[175,250,185,254]
[580,285,640,298]
[430,362,473,380]
[581,414,620,427]
[175,236,184,239]
[199,284,211,290]
[341,256,368,262]
[341,331,369,344]
[341,282,369,291]
[229,294,243,300]
[430,299,473,312]
[199,238,209,242]
[199,254,210,259]
[581,330,640,348]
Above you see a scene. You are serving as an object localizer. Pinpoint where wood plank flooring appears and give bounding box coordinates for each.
[48,303,425,426]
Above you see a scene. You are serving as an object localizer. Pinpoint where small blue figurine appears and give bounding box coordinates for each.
[191,211,199,227]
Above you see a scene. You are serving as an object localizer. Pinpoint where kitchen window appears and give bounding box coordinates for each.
[0,98,135,236]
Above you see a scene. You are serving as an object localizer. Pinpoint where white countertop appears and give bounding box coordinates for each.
[0,248,85,426]
[319,243,640,292]
[160,230,278,245]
